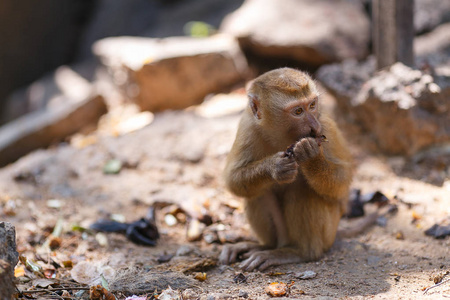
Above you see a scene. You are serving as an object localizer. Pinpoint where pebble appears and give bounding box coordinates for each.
[238,290,249,298]
[176,245,196,256]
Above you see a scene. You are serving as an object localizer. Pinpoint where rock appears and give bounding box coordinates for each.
[415,22,450,60]
[176,245,196,257]
[367,255,381,266]
[238,290,248,298]
[220,0,369,67]
[93,35,248,112]
[1,63,97,125]
[294,270,317,280]
[0,259,15,300]
[0,222,18,300]
[0,222,18,267]
[78,0,244,59]
[414,0,450,34]
[317,60,450,156]
[182,288,199,300]
[0,92,107,167]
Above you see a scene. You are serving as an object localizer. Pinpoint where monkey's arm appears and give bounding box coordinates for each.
[224,152,298,198]
[295,117,353,200]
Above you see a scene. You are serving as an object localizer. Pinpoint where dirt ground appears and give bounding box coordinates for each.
[1,89,449,299]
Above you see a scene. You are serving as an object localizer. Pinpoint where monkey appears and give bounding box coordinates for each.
[219,68,354,271]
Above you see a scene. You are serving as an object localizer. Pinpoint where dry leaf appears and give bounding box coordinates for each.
[15,266,26,277]
[193,272,207,281]
[265,282,289,297]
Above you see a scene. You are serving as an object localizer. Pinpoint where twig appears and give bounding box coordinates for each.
[424,278,450,294]
[19,287,90,294]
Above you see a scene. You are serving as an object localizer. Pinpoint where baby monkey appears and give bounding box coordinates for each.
[220,68,353,271]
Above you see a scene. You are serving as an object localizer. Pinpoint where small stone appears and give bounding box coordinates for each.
[103,159,123,174]
[165,214,178,227]
[187,219,206,242]
[46,199,63,209]
[238,290,249,298]
[294,270,317,280]
[367,256,381,266]
[182,289,198,300]
[176,245,195,257]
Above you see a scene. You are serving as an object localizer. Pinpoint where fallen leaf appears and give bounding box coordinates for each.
[193,272,207,281]
[63,260,73,268]
[125,296,147,300]
[90,284,115,300]
[412,211,422,223]
[158,286,182,300]
[15,266,26,277]
[49,237,62,250]
[265,282,289,297]
[233,273,247,284]
[32,278,56,288]
[395,231,405,240]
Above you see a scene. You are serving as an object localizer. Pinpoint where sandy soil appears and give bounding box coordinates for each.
[0,91,449,299]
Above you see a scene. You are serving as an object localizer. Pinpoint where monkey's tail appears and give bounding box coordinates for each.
[337,212,379,239]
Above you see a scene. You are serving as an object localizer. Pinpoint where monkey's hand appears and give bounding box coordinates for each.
[293,137,321,163]
[271,152,298,184]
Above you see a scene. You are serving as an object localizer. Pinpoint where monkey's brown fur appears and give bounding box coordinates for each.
[220,68,353,271]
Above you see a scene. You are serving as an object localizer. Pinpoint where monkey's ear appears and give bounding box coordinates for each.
[248,94,262,120]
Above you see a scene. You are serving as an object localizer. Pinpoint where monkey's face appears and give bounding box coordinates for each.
[283,96,322,142]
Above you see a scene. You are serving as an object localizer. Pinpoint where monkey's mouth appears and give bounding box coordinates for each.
[309,130,328,143]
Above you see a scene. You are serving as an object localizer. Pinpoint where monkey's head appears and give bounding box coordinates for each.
[247,68,322,146]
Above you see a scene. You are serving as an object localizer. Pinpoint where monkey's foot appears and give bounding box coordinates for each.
[219,242,267,265]
[240,248,302,271]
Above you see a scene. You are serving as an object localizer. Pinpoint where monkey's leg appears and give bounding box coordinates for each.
[240,248,302,271]
[246,192,289,248]
[219,192,285,265]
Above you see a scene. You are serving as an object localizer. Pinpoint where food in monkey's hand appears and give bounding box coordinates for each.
[284,143,296,158]
[316,134,328,146]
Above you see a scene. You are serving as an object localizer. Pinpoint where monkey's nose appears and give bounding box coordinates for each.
[309,127,319,138]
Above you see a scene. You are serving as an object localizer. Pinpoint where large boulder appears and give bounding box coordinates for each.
[220,0,370,68]
[94,35,248,112]
[0,90,107,167]
[415,0,450,34]
[317,60,449,156]
[77,0,244,59]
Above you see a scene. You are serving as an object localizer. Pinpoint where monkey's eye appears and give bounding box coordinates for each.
[294,107,303,115]
[309,101,316,110]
